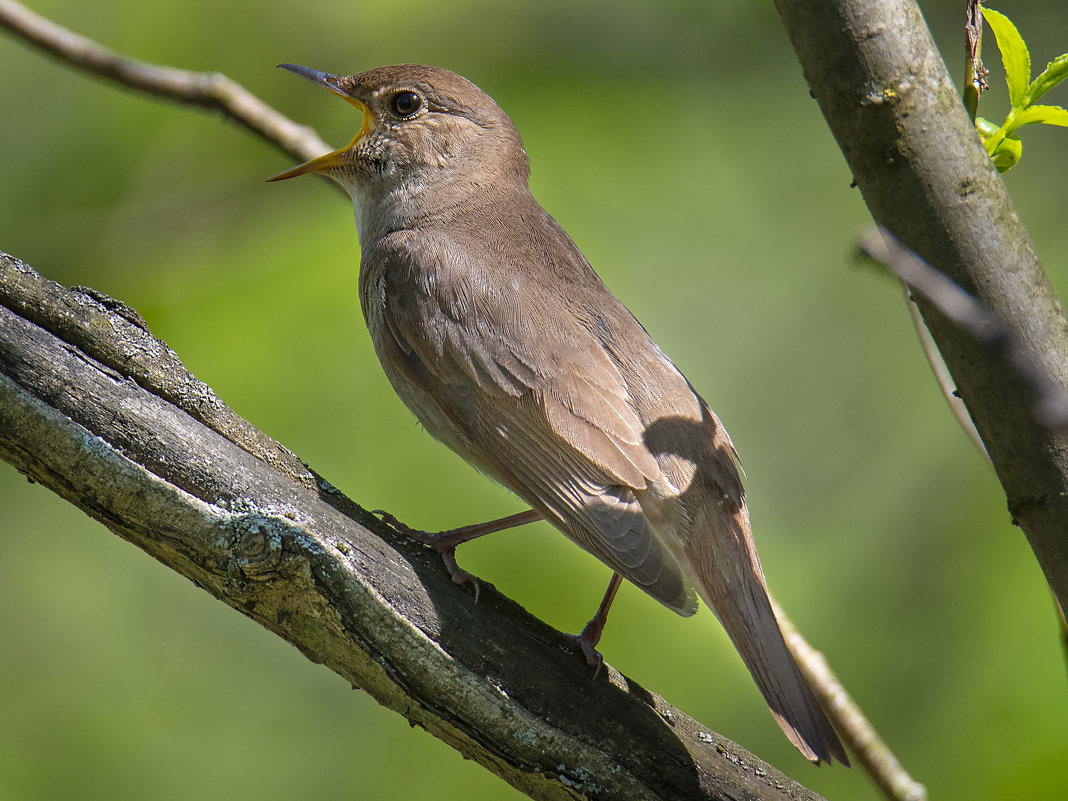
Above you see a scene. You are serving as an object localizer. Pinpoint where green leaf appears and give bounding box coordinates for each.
[1029,53,1068,104]
[1011,104,1068,129]
[990,135,1022,172]
[983,7,1031,108]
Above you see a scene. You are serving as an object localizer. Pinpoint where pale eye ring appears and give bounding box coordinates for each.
[391,91,422,117]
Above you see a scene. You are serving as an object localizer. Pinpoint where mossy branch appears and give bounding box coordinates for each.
[0,252,826,800]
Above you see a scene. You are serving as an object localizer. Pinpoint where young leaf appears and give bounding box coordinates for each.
[1010,104,1068,129]
[1029,53,1068,105]
[990,135,1022,172]
[983,7,1031,107]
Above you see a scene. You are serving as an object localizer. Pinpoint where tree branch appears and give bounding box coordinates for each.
[774,602,926,801]
[0,0,328,166]
[860,226,1068,430]
[963,0,988,121]
[773,0,1068,610]
[0,250,830,800]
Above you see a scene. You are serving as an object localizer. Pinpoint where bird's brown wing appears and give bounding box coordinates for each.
[363,230,698,614]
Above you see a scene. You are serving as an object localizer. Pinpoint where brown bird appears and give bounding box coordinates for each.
[270,63,848,766]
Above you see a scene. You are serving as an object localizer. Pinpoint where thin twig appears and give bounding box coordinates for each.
[901,281,992,462]
[861,227,1068,429]
[963,0,988,121]
[0,0,329,166]
[774,601,927,801]
[1055,594,1068,683]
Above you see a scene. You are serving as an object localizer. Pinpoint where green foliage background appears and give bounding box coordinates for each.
[2,1,1066,799]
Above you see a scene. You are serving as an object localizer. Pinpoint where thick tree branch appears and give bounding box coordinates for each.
[774,0,1068,608]
[0,251,828,800]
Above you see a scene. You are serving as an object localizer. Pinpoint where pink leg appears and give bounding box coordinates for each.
[571,573,623,673]
[376,508,542,598]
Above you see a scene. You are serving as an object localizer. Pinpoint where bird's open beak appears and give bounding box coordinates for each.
[268,64,374,182]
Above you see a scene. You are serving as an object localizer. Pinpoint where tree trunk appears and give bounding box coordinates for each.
[774,0,1068,607]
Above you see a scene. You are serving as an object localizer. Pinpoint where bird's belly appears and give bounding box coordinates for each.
[365,317,485,472]
[391,372,472,454]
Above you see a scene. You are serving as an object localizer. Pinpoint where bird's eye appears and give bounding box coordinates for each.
[391,91,422,117]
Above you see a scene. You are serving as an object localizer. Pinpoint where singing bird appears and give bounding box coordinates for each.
[271,63,847,766]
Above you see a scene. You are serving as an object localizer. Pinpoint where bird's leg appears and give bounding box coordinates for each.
[375,508,543,598]
[570,572,623,674]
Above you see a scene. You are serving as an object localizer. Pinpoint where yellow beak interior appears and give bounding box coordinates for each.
[267,124,367,182]
[268,64,374,182]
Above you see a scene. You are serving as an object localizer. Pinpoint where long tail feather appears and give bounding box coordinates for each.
[684,502,849,766]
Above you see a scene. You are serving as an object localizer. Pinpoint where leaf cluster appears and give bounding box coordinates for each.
[976,7,1068,172]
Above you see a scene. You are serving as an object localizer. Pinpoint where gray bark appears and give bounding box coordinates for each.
[0,250,824,801]
[774,0,1068,607]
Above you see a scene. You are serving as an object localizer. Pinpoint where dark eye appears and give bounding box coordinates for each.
[391,91,422,117]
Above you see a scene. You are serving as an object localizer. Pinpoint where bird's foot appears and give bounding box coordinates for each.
[374,508,542,600]
[566,572,622,677]
[374,510,480,600]
[566,628,605,677]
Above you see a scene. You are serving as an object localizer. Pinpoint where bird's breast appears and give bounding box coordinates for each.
[357,246,481,462]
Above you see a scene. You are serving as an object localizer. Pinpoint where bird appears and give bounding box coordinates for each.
[269,63,848,766]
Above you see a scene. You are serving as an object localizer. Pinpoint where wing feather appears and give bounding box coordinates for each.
[364,229,697,613]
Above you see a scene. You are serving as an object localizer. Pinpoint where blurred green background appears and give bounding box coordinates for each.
[2,1,1067,799]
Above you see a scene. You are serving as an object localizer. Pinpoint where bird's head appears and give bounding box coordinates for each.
[270,64,530,234]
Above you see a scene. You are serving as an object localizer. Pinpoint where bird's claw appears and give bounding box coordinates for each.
[439,548,481,601]
[373,509,480,601]
[567,632,605,678]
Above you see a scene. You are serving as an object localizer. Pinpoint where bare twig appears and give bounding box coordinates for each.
[0,0,328,165]
[860,227,1068,429]
[1056,595,1068,679]
[964,0,989,121]
[774,602,927,801]
[902,281,991,461]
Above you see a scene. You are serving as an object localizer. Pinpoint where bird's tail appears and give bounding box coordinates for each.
[682,501,849,766]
